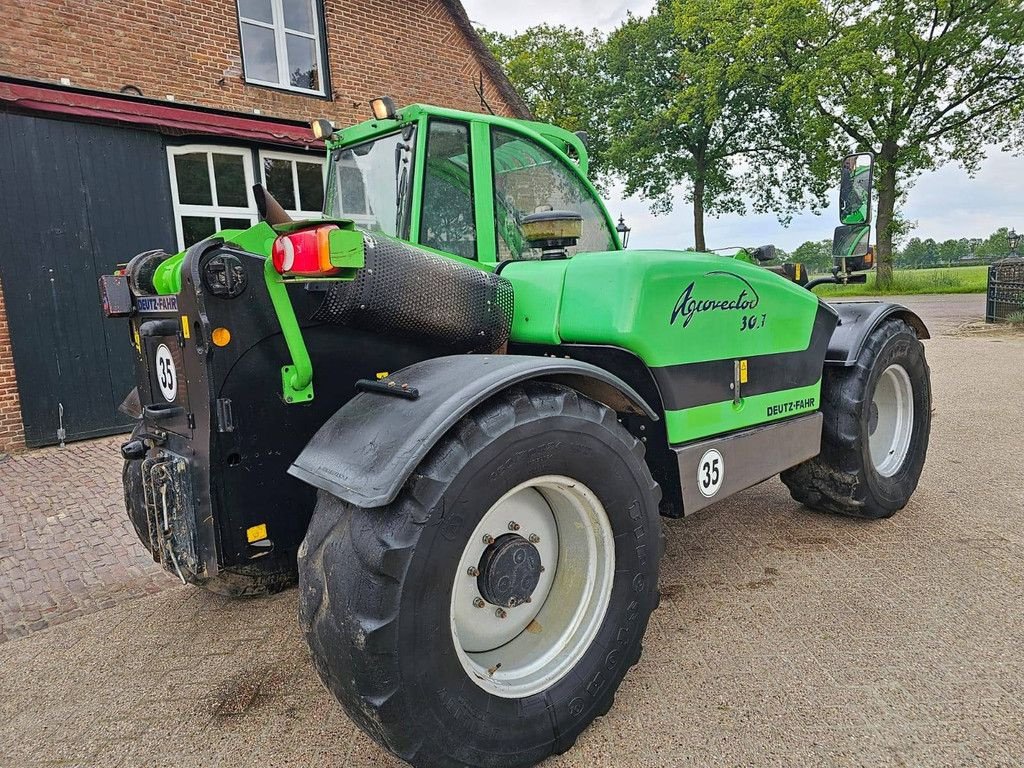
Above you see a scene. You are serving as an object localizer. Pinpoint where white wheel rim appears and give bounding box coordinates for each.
[450,475,615,698]
[869,364,915,477]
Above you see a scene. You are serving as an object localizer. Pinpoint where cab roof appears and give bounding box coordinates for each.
[327,102,591,176]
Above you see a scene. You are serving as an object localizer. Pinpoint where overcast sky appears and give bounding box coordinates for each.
[463,0,1023,252]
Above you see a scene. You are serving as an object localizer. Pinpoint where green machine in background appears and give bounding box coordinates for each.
[100,97,931,768]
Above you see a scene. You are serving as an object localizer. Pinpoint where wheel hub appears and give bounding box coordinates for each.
[477,534,542,608]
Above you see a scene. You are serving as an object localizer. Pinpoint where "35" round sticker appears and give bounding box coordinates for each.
[155,344,177,402]
[697,449,724,498]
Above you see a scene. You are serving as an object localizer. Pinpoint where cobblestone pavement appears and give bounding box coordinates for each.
[0,437,176,642]
[3,293,1024,767]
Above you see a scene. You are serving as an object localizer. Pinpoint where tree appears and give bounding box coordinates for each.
[767,0,1024,286]
[480,25,609,175]
[791,238,834,273]
[601,0,828,251]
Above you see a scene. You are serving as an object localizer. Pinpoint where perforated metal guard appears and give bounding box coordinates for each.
[313,234,514,353]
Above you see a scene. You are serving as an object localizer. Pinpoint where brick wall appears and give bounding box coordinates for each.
[0,0,523,451]
[0,0,520,126]
[0,273,25,452]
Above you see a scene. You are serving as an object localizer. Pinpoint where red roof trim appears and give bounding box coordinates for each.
[0,81,323,150]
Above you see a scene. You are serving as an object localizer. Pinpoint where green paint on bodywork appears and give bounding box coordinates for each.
[503,260,570,345]
[153,222,279,295]
[505,249,823,443]
[264,256,314,403]
[664,380,821,442]
[557,250,820,367]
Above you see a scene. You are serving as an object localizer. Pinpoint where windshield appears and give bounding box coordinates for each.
[325,126,416,238]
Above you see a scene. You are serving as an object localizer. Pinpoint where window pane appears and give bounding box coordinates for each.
[220,217,255,231]
[212,153,248,207]
[238,0,272,23]
[173,153,212,206]
[182,216,217,247]
[296,161,324,212]
[327,129,414,237]
[282,0,314,33]
[286,33,319,90]
[491,128,616,260]
[338,165,366,215]
[241,22,279,83]
[421,121,475,260]
[263,158,296,210]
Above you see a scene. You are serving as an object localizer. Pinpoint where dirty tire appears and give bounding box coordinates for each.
[781,318,930,519]
[122,429,297,598]
[298,382,663,768]
[196,560,297,598]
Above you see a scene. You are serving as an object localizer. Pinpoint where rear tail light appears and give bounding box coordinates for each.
[272,225,340,277]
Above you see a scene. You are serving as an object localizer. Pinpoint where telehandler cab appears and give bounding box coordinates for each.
[101,99,930,768]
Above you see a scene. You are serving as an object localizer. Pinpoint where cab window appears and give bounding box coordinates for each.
[491,128,616,261]
[420,120,476,260]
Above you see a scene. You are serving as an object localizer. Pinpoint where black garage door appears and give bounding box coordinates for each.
[0,112,177,446]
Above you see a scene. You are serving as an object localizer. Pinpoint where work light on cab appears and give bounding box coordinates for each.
[370,96,398,121]
[272,225,341,277]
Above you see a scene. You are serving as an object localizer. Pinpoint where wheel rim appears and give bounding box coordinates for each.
[868,364,915,477]
[450,475,615,698]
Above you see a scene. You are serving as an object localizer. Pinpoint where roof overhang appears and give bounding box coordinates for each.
[0,77,323,150]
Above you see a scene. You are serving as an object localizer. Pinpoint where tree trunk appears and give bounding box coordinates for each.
[693,173,706,251]
[874,141,898,288]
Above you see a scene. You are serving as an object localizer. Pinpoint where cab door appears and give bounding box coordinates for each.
[415,118,485,262]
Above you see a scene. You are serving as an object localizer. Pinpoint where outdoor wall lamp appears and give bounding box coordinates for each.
[616,214,631,249]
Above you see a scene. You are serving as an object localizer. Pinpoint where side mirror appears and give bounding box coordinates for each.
[833,224,874,272]
[839,153,874,225]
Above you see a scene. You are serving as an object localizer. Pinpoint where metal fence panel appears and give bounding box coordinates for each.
[986,257,1024,323]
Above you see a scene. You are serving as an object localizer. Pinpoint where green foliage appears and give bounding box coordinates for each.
[813,265,989,296]
[764,0,1024,282]
[600,0,829,249]
[790,238,833,272]
[481,2,1023,263]
[480,25,609,177]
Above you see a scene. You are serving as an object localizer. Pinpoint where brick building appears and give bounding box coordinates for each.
[0,0,528,451]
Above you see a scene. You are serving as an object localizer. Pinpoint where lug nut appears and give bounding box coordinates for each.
[508,521,520,531]
[467,566,479,577]
[508,597,519,608]
[483,534,494,545]
[473,597,485,608]
[539,566,546,573]
[528,533,540,544]
[525,596,532,603]
[495,608,507,619]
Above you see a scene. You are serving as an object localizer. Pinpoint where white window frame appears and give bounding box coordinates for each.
[237,0,326,96]
[167,145,258,250]
[258,149,326,220]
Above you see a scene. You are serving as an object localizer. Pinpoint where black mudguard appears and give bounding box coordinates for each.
[825,301,930,366]
[288,354,659,508]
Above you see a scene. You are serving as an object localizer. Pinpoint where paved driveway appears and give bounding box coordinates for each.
[2,293,1023,767]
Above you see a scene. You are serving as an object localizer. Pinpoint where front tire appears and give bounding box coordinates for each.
[781,318,931,518]
[298,382,662,767]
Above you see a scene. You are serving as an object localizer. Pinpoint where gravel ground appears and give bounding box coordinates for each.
[2,293,1023,767]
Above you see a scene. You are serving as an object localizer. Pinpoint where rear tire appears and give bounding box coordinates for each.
[122,428,297,597]
[297,382,662,768]
[781,319,930,519]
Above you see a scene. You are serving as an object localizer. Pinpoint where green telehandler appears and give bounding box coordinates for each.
[100,99,930,768]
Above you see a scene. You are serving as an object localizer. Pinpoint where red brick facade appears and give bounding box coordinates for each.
[0,0,526,129]
[0,274,24,451]
[0,0,526,451]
